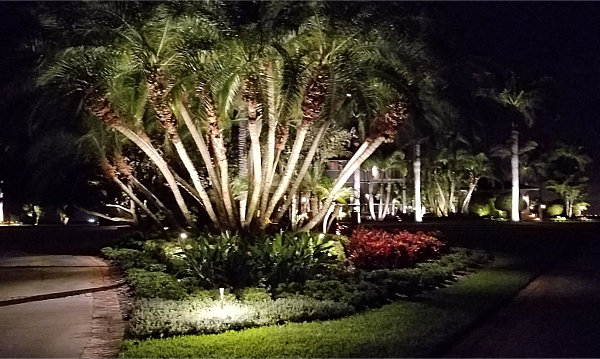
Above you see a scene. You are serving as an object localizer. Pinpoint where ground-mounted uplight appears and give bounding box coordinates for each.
[180,232,188,240]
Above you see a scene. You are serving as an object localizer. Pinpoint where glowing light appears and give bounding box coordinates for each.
[163,226,169,231]
[318,233,325,239]
[204,303,247,319]
[180,232,188,240]
[87,218,96,223]
[540,204,547,209]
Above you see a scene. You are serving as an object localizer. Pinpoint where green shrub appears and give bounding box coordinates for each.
[253,231,343,288]
[128,295,354,339]
[495,193,527,213]
[100,247,160,270]
[125,269,188,300]
[468,193,496,217]
[237,287,271,302]
[546,203,564,217]
[125,247,490,340]
[182,231,257,288]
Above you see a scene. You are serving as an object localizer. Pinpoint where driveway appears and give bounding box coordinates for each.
[0,255,125,358]
[444,239,600,358]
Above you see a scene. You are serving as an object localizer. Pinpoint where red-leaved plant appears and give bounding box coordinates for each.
[346,228,445,270]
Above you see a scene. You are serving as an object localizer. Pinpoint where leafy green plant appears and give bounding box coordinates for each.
[125,269,189,300]
[253,231,342,289]
[101,247,161,270]
[182,231,256,288]
[546,203,564,217]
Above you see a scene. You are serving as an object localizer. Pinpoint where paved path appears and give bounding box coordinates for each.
[445,239,600,358]
[0,255,125,358]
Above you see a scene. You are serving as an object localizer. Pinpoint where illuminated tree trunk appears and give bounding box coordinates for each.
[511,129,520,222]
[130,176,184,232]
[259,63,278,219]
[461,179,479,214]
[205,100,236,227]
[353,168,361,223]
[414,144,423,222]
[274,121,330,223]
[175,100,222,197]
[262,123,310,229]
[89,97,196,229]
[238,120,248,224]
[299,137,385,232]
[401,177,407,214]
[99,158,161,227]
[245,117,262,227]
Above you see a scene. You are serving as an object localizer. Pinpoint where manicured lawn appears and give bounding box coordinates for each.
[120,225,578,358]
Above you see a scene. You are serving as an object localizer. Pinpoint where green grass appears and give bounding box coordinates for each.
[120,228,576,358]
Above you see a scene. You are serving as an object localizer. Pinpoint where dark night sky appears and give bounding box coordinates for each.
[0,1,599,211]
[431,2,600,211]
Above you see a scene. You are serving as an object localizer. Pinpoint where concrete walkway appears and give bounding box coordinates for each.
[0,255,125,358]
[445,239,600,358]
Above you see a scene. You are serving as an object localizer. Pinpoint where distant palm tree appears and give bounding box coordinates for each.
[476,72,540,221]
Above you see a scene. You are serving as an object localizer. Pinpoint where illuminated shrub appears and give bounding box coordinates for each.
[546,203,564,217]
[495,193,527,214]
[346,228,445,270]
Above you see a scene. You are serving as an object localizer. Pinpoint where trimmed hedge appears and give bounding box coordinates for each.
[128,295,354,339]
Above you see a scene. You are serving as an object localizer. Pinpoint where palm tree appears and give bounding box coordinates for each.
[362,151,407,221]
[476,72,540,222]
[546,143,591,218]
[35,2,436,234]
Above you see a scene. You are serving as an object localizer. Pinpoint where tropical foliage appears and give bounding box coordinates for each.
[32,2,434,232]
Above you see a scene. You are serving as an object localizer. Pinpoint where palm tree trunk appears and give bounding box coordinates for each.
[354,168,362,223]
[435,179,447,217]
[299,137,385,232]
[205,104,236,228]
[112,124,197,230]
[383,176,393,219]
[414,144,423,222]
[323,203,336,233]
[74,205,136,223]
[174,100,222,197]
[449,180,456,214]
[245,119,262,227]
[511,129,520,222]
[171,134,221,227]
[259,62,278,220]
[401,177,407,214]
[238,120,248,224]
[109,171,162,227]
[130,176,184,232]
[262,123,310,229]
[377,183,385,220]
[170,170,202,204]
[273,121,330,223]
[461,178,479,214]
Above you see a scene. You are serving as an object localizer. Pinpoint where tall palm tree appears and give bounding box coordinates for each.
[476,72,540,222]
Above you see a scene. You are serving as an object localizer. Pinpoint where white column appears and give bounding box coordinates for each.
[414,144,422,222]
[511,129,520,222]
